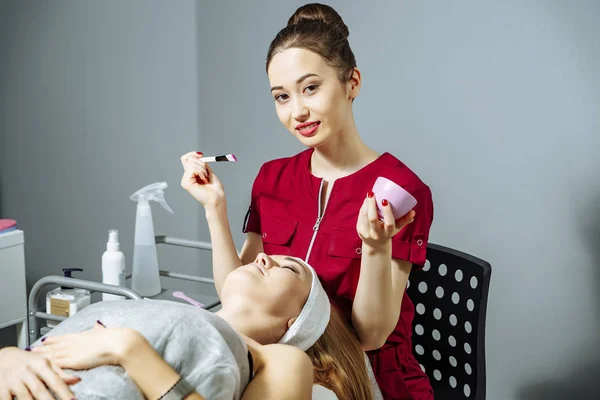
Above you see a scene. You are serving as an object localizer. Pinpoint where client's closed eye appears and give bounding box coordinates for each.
[281,257,308,278]
[282,265,298,274]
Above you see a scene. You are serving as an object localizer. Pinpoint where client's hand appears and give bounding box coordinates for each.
[0,346,79,400]
[32,322,139,371]
[180,151,226,209]
[357,192,416,249]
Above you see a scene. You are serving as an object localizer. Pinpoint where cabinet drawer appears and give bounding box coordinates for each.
[0,240,27,325]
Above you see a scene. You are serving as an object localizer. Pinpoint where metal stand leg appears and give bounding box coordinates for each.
[16,320,28,349]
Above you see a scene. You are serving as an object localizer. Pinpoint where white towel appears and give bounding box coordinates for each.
[278,258,331,351]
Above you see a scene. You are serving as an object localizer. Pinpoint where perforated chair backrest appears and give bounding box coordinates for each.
[407,243,492,400]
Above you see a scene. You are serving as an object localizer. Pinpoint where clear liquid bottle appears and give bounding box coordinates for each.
[130,182,173,297]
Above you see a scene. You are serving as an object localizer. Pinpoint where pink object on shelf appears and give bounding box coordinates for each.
[0,219,17,232]
[372,177,418,219]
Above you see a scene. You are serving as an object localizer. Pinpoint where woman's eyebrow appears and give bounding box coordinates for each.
[270,73,321,92]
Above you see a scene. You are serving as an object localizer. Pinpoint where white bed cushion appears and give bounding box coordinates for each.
[312,385,339,400]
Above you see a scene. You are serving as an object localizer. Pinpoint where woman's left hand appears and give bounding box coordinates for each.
[32,322,139,371]
[356,192,415,250]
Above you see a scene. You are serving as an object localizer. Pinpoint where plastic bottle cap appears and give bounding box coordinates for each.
[107,229,120,251]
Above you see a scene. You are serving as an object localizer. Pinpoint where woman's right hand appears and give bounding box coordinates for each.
[180,151,226,209]
[0,346,79,400]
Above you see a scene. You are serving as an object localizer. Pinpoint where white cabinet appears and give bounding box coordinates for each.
[0,230,28,348]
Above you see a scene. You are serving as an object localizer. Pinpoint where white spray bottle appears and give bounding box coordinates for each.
[102,229,126,301]
[130,182,173,297]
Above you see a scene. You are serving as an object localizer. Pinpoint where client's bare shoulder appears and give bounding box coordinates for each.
[242,343,313,400]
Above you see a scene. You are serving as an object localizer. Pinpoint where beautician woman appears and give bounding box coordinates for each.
[183,4,434,399]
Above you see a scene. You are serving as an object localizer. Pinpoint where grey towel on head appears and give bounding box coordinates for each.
[33,299,250,400]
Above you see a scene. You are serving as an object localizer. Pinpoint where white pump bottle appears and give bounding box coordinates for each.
[130,182,173,297]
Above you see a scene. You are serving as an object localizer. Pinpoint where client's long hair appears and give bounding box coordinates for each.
[306,304,374,400]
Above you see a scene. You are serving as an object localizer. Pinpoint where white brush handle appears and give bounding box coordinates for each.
[199,154,236,163]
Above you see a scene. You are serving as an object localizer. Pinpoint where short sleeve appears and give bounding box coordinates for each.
[391,186,434,268]
[242,165,264,234]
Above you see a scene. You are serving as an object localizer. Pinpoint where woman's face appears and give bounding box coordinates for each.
[267,48,359,148]
[221,254,312,323]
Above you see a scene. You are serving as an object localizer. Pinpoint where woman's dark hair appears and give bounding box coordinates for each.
[266,3,357,83]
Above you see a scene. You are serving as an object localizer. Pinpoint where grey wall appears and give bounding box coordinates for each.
[196,1,600,400]
[0,0,213,345]
[1,1,599,399]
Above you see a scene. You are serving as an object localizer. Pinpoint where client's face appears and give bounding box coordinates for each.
[221,254,312,324]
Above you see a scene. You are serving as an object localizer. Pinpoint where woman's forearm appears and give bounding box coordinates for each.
[118,331,204,400]
[204,203,243,296]
[352,241,402,350]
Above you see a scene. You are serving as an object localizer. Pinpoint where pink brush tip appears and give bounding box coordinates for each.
[227,154,237,162]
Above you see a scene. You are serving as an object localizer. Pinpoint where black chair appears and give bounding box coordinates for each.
[407,243,492,400]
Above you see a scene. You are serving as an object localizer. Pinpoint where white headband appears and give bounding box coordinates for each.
[278,257,331,351]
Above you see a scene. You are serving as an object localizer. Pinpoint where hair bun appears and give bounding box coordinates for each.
[287,3,349,39]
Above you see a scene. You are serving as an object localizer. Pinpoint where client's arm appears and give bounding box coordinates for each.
[0,346,79,400]
[34,324,205,400]
[117,331,205,400]
[242,345,313,400]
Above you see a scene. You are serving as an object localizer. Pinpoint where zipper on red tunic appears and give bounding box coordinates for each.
[305,179,334,263]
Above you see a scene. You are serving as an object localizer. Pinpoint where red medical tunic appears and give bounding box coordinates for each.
[244,149,434,400]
